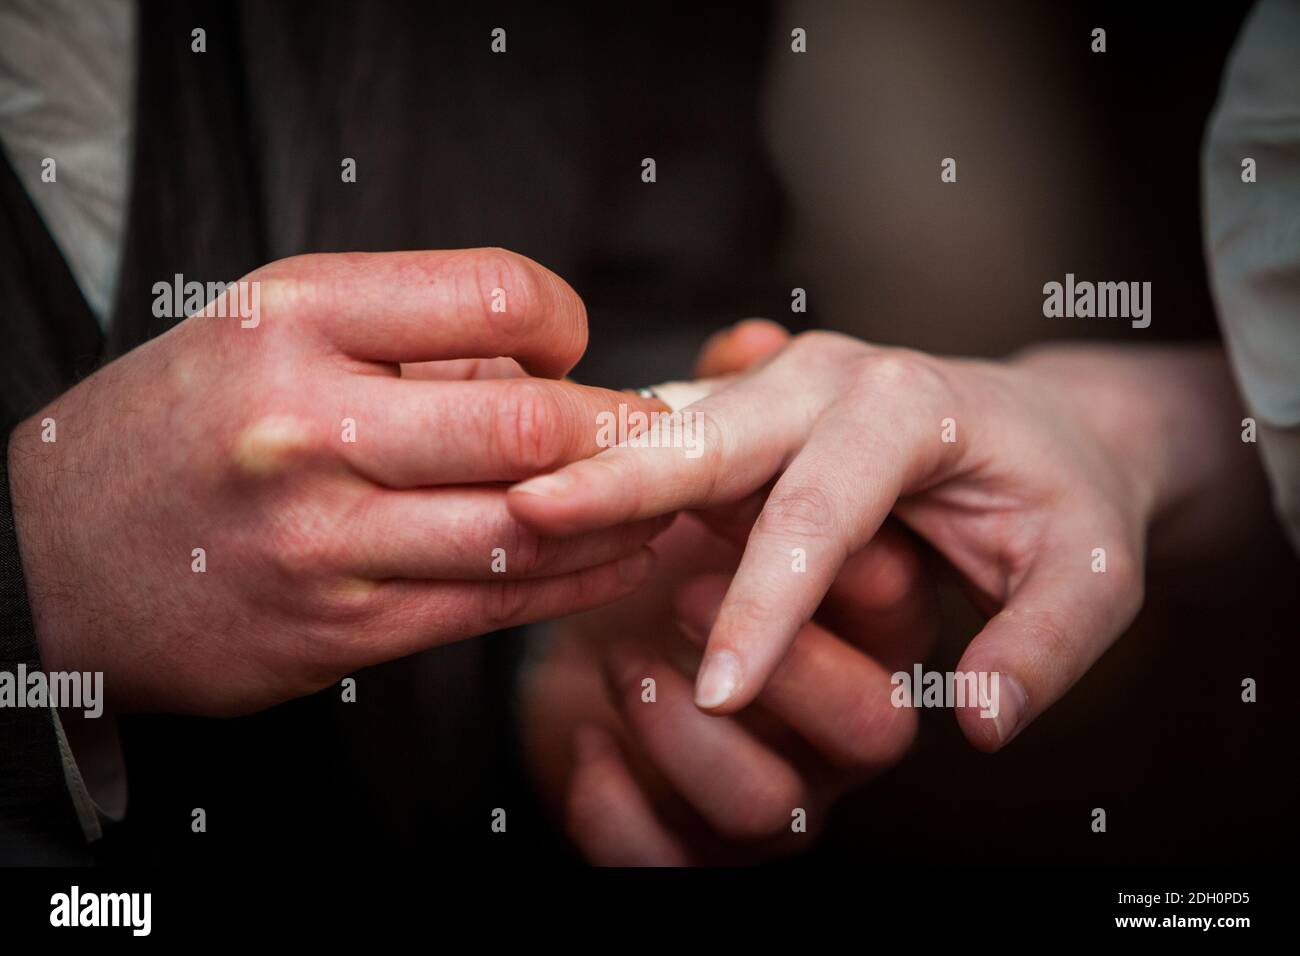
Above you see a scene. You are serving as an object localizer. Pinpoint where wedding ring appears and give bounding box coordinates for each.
[631,378,727,413]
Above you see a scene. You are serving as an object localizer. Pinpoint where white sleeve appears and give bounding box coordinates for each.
[1203,0,1300,551]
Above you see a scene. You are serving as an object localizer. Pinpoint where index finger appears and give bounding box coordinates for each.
[688,387,951,714]
[253,248,587,377]
[505,341,835,535]
[675,574,917,772]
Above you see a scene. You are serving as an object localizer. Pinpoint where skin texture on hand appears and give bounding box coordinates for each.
[523,510,935,865]
[7,248,666,715]
[523,320,939,865]
[509,324,1254,753]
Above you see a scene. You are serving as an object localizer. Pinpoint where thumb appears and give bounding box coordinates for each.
[952,524,1144,751]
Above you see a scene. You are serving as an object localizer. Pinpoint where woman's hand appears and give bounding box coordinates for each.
[510,325,1247,750]
[523,321,936,864]
[522,509,934,865]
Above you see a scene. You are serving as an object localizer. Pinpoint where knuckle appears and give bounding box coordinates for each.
[675,411,730,503]
[483,577,533,629]
[249,275,299,325]
[468,248,550,333]
[267,526,336,582]
[494,381,564,473]
[714,772,805,841]
[473,248,587,366]
[310,577,382,627]
[243,258,315,323]
[782,330,871,379]
[505,519,546,577]
[718,596,774,638]
[854,347,948,395]
[756,484,839,541]
[831,696,918,771]
[480,247,543,301]
[856,538,921,611]
[259,490,346,582]
[230,414,321,479]
[788,328,859,359]
[693,411,731,465]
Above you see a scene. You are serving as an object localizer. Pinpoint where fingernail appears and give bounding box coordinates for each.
[993,674,1028,746]
[512,471,573,498]
[694,649,742,710]
[618,546,655,585]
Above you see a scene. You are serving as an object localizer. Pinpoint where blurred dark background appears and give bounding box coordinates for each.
[96,0,1295,867]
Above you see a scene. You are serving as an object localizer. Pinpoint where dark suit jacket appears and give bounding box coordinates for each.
[1,0,784,865]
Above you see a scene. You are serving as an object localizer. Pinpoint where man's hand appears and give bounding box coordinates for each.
[7,248,664,715]
[510,325,1249,750]
[523,511,933,865]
